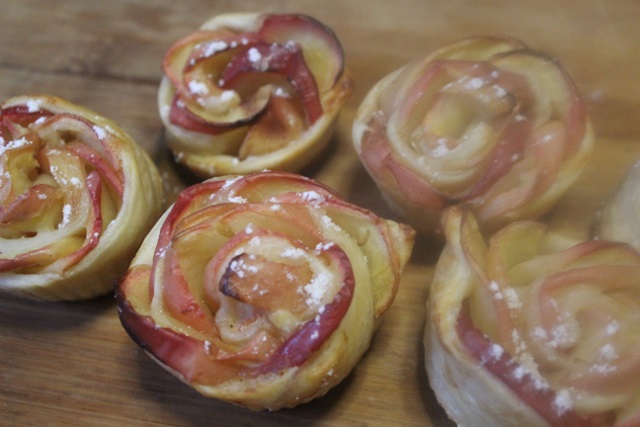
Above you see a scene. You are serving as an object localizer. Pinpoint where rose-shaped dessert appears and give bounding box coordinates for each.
[158,12,353,178]
[117,171,415,410]
[595,160,640,251]
[0,95,164,300]
[353,36,594,235]
[425,206,640,426]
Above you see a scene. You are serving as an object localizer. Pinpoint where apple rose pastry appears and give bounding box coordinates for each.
[0,95,163,301]
[158,12,353,178]
[425,206,640,426]
[116,171,414,410]
[353,36,594,235]
[595,160,640,251]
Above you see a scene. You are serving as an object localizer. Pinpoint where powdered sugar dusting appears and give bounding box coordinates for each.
[26,99,42,113]
[281,247,306,259]
[301,191,326,207]
[59,204,73,227]
[0,137,30,157]
[228,195,248,204]
[554,389,573,415]
[93,125,107,140]
[303,271,331,308]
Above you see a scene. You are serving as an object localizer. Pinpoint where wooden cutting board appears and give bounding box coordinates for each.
[2,1,639,426]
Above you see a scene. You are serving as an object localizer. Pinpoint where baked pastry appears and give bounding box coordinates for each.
[117,170,414,410]
[353,36,594,235]
[425,206,640,426]
[158,12,353,178]
[595,160,640,250]
[0,95,164,300]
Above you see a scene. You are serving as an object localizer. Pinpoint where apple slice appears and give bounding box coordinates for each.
[0,105,52,129]
[219,252,312,315]
[0,184,63,233]
[219,40,323,124]
[163,30,271,128]
[238,94,305,158]
[456,310,600,427]
[213,170,339,203]
[257,242,355,373]
[258,13,345,93]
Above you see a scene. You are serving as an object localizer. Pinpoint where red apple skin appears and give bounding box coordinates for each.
[0,184,60,224]
[167,97,239,135]
[219,40,323,124]
[163,13,347,133]
[116,172,365,384]
[258,13,346,91]
[0,171,103,273]
[257,244,355,374]
[117,238,355,382]
[456,309,603,427]
[0,105,53,128]
[117,266,239,385]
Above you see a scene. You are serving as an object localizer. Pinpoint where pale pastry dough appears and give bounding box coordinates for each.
[117,170,414,410]
[0,95,164,300]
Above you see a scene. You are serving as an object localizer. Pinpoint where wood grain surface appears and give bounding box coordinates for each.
[1,1,639,426]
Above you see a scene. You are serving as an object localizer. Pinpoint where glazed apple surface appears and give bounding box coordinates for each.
[353,36,593,235]
[158,13,353,177]
[425,206,640,426]
[117,171,415,410]
[0,95,163,300]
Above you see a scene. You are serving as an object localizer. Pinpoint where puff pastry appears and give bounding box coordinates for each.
[353,36,594,235]
[425,206,640,426]
[117,170,414,410]
[0,95,164,300]
[595,160,640,251]
[158,12,353,178]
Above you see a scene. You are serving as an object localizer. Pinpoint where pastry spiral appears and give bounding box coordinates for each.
[0,95,164,300]
[353,36,593,234]
[158,12,353,178]
[117,170,414,410]
[425,206,640,426]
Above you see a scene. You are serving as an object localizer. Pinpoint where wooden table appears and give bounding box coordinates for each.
[1,1,639,426]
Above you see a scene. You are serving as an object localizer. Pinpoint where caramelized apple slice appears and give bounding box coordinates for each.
[117,171,414,410]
